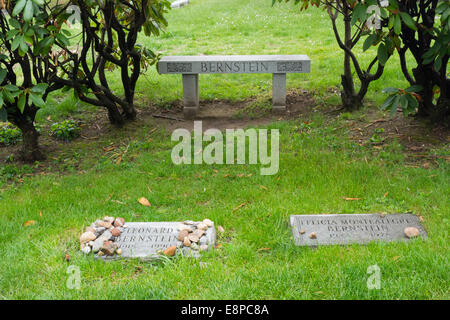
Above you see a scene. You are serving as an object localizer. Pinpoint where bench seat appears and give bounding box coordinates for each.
[157,55,311,118]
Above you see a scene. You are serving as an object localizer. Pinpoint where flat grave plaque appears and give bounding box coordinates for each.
[105,222,216,260]
[290,213,427,246]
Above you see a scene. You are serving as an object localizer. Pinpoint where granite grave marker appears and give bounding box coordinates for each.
[104,222,216,260]
[290,213,426,246]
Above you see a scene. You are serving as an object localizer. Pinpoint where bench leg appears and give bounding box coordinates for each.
[272,73,286,113]
[182,74,199,119]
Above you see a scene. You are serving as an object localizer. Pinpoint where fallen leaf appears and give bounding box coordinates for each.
[392,256,400,262]
[342,197,361,201]
[259,185,268,190]
[64,254,70,262]
[384,192,389,197]
[39,211,43,217]
[147,186,153,193]
[233,202,247,212]
[138,197,151,207]
[103,146,115,152]
[23,220,36,227]
[115,155,122,165]
[258,247,271,252]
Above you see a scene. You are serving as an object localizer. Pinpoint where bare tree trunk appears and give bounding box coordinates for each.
[340,4,363,111]
[16,119,45,162]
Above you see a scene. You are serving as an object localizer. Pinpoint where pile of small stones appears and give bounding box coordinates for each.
[175,218,214,253]
[79,216,126,256]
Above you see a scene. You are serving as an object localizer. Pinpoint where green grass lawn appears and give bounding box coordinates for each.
[0,0,449,300]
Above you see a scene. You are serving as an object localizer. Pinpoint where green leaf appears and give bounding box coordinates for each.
[377,43,389,66]
[23,1,34,22]
[405,94,418,110]
[12,0,27,16]
[17,93,26,113]
[351,4,367,25]
[380,94,396,111]
[0,69,6,84]
[434,55,443,71]
[390,95,400,117]
[11,35,23,51]
[382,87,399,94]
[363,33,378,52]
[3,90,15,103]
[400,12,417,31]
[6,29,20,41]
[405,85,423,93]
[9,18,21,29]
[0,105,7,122]
[19,39,28,54]
[31,83,48,94]
[29,93,44,107]
[394,14,402,34]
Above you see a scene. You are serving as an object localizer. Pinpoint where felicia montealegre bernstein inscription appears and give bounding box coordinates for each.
[290,213,427,246]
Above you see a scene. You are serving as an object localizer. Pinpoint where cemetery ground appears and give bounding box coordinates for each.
[0,0,449,299]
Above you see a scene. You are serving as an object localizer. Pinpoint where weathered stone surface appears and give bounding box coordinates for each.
[85,226,96,234]
[104,216,115,224]
[178,229,190,241]
[404,227,420,238]
[80,231,96,244]
[197,222,208,231]
[203,219,213,227]
[104,222,216,260]
[96,221,112,229]
[290,213,427,246]
[113,217,125,227]
[81,246,91,254]
[158,55,311,74]
[111,228,121,237]
[183,237,191,247]
[188,234,200,243]
[92,230,112,252]
[163,246,177,257]
[192,229,205,238]
[101,240,117,256]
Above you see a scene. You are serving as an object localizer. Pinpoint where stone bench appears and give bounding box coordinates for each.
[157,55,311,118]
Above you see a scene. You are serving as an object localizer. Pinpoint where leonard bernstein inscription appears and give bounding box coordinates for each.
[108,222,216,260]
[290,213,427,246]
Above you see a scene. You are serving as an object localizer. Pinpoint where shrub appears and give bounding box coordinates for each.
[50,120,81,141]
[0,122,22,146]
